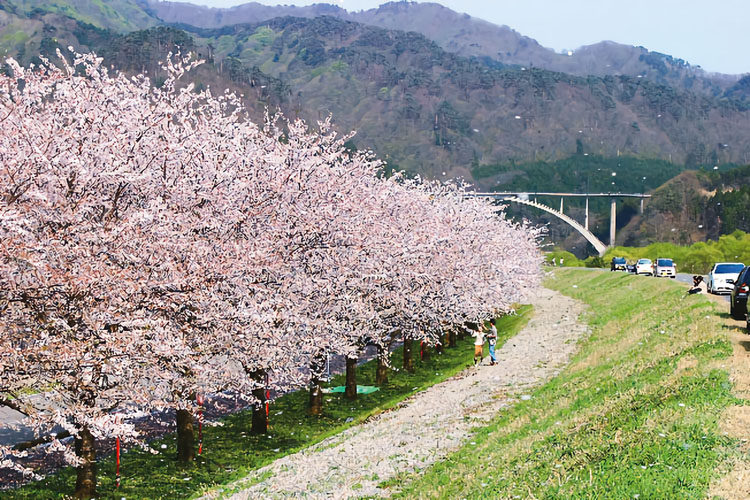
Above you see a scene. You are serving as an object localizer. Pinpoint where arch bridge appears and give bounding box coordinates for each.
[469,192,651,256]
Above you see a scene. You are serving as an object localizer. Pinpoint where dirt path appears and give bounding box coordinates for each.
[206,286,588,499]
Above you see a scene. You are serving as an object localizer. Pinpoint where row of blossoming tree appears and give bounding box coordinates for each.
[0,51,543,497]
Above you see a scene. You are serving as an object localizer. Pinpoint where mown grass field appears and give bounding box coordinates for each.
[394,269,740,499]
[5,308,532,499]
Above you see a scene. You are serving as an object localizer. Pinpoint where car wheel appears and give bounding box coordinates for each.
[731,302,745,320]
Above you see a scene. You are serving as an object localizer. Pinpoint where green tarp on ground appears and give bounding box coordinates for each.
[322,385,380,394]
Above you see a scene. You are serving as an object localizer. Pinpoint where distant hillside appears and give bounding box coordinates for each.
[618,170,710,246]
[148,0,345,29]
[616,164,750,247]
[6,0,159,31]
[174,16,750,177]
[147,0,741,96]
[4,4,750,181]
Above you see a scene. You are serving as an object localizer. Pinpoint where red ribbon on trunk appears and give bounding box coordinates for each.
[197,393,204,455]
[265,373,270,431]
[115,437,121,488]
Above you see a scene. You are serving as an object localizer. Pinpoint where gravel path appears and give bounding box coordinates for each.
[206,286,588,499]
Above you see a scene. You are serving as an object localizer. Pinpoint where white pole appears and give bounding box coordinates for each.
[585,197,589,230]
[610,198,617,247]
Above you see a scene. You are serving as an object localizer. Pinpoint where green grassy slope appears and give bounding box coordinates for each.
[394,269,738,499]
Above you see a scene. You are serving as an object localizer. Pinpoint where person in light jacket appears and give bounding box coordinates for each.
[486,320,498,366]
[471,323,485,366]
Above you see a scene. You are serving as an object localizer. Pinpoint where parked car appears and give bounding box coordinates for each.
[635,258,653,276]
[626,263,637,273]
[610,257,627,271]
[654,258,676,278]
[730,265,750,320]
[707,262,745,294]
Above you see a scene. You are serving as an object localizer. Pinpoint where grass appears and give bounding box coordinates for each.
[5,307,532,499]
[393,269,739,499]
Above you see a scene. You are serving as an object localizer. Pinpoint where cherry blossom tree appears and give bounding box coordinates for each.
[0,48,544,496]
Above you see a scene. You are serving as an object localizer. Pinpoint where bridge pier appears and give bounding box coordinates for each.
[584,197,589,230]
[610,197,616,247]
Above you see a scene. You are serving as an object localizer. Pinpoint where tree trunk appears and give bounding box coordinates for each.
[376,346,389,385]
[422,342,431,361]
[449,330,457,348]
[309,376,323,415]
[308,353,325,415]
[176,409,195,463]
[74,425,96,499]
[250,371,268,435]
[457,327,466,341]
[345,356,357,400]
[436,333,445,354]
[403,337,414,373]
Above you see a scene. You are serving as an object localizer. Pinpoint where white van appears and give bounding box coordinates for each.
[654,258,676,278]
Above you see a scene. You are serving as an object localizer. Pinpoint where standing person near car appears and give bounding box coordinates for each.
[471,323,485,366]
[486,320,498,365]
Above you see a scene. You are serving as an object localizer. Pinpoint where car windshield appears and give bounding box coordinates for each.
[657,259,673,267]
[613,258,626,264]
[637,259,651,264]
[715,263,744,274]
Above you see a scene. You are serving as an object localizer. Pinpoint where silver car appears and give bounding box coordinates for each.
[708,262,745,294]
[635,258,653,276]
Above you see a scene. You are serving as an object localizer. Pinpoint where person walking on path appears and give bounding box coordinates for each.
[471,323,485,366]
[486,320,498,365]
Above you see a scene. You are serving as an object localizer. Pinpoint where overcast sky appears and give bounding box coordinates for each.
[190,0,749,74]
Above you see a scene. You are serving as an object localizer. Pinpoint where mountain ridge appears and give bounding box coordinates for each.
[4,3,750,178]
[146,0,742,95]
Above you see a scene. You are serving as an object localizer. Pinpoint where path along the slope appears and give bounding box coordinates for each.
[206,286,589,499]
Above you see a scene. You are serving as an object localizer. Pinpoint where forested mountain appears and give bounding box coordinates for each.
[613,165,750,247]
[161,16,750,178]
[148,0,741,96]
[9,1,750,180]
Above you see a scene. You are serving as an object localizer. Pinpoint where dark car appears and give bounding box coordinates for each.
[730,265,750,320]
[610,257,627,271]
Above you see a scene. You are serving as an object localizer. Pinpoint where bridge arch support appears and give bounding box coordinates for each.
[504,197,608,256]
